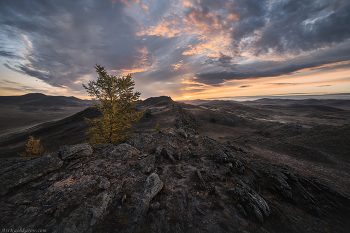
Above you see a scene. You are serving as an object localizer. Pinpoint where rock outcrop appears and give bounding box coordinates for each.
[1,109,350,232]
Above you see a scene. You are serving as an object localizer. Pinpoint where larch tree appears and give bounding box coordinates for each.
[83,65,144,146]
[155,123,161,132]
[19,136,46,159]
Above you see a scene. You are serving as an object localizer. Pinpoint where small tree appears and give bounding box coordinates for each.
[83,65,144,145]
[155,123,161,132]
[19,136,46,159]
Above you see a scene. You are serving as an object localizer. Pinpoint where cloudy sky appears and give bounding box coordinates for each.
[0,0,350,100]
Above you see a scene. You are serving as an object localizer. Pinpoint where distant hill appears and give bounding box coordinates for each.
[0,93,95,107]
[244,98,350,110]
[0,93,96,139]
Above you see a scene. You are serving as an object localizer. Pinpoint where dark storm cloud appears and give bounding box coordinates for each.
[184,0,350,86]
[0,0,156,89]
[229,0,268,42]
[0,50,23,60]
[194,59,336,86]
[205,53,236,69]
[194,41,350,86]
[211,0,350,55]
[181,0,350,55]
[252,0,350,54]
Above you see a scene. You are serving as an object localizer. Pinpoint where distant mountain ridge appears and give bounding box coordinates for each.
[245,98,350,110]
[185,98,350,111]
[0,93,94,107]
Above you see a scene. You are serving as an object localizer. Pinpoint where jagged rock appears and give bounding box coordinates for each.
[155,145,163,157]
[83,159,126,178]
[42,175,111,214]
[313,179,350,201]
[1,173,114,229]
[151,202,160,210]
[238,166,245,174]
[264,166,293,199]
[212,150,229,163]
[232,181,270,222]
[154,140,177,163]
[107,143,139,160]
[227,141,240,151]
[238,147,246,153]
[196,169,206,184]
[168,128,177,137]
[126,133,153,150]
[0,151,63,196]
[53,182,123,233]
[173,106,196,131]
[177,128,188,139]
[59,143,93,160]
[202,135,219,150]
[226,162,233,169]
[132,173,163,228]
[138,154,155,174]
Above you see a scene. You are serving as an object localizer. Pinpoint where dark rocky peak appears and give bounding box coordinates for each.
[1,109,350,232]
[22,93,47,99]
[140,96,174,107]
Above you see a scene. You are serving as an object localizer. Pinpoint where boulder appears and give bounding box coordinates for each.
[141,173,164,206]
[132,173,163,228]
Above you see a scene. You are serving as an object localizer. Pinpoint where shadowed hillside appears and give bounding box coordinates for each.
[0,93,95,138]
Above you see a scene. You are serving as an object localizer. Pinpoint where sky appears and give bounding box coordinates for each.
[0,0,350,101]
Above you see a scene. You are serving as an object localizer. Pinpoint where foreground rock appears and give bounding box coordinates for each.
[0,151,64,195]
[1,125,350,232]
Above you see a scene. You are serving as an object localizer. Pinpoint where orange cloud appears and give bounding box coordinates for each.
[182,34,231,56]
[181,0,194,8]
[136,17,184,38]
[172,60,183,71]
[118,0,131,7]
[137,2,235,58]
[227,13,240,21]
[141,4,149,12]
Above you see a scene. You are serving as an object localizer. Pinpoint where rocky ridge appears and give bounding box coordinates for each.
[0,107,350,232]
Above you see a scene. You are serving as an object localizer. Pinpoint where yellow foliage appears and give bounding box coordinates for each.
[83,65,145,146]
[19,136,46,159]
[155,123,161,132]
